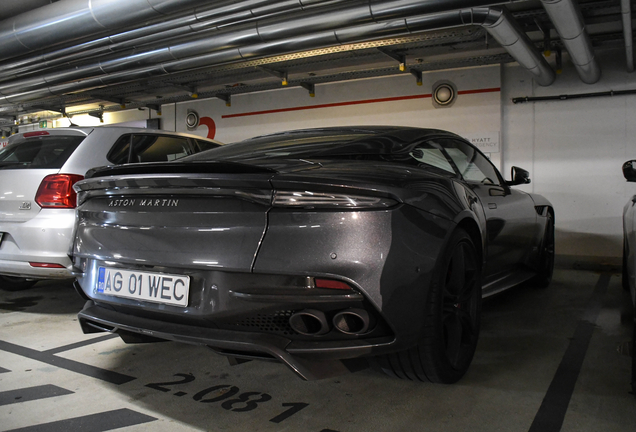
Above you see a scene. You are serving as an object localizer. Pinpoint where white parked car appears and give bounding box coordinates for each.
[0,127,222,290]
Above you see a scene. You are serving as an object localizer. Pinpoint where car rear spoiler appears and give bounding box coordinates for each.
[86,160,277,178]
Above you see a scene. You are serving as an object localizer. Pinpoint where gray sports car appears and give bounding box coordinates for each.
[72,126,554,383]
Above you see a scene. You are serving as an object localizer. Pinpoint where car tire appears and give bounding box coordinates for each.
[0,276,37,291]
[375,228,482,383]
[531,211,555,288]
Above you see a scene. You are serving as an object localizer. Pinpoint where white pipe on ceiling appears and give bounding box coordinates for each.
[0,6,555,105]
[0,0,220,61]
[540,0,601,84]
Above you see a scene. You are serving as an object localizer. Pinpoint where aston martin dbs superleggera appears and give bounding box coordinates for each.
[72,126,554,383]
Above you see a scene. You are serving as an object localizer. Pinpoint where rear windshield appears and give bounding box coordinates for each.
[107,134,193,164]
[184,128,461,177]
[194,139,221,152]
[186,127,438,166]
[187,130,383,162]
[0,136,84,169]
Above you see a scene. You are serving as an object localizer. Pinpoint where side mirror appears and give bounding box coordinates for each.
[623,160,636,182]
[506,166,531,186]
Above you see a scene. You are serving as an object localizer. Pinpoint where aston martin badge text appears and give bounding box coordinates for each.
[108,199,179,207]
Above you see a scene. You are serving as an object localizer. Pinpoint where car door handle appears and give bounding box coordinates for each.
[632,195,636,204]
[488,203,497,209]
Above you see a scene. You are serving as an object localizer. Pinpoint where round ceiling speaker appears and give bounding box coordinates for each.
[432,81,457,108]
[185,110,199,130]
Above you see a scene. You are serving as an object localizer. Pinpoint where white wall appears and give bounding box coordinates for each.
[164,65,503,169]
[502,47,636,261]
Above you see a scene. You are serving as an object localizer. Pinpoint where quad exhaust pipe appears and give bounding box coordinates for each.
[332,308,374,335]
[289,308,374,336]
[289,309,330,336]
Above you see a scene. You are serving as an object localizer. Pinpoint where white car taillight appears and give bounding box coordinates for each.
[35,174,85,208]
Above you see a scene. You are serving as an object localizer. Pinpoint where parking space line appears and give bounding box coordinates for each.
[0,385,73,406]
[43,334,119,355]
[0,340,136,385]
[528,273,611,432]
[4,408,157,432]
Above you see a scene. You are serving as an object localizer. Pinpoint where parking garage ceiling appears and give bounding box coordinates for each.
[0,0,632,129]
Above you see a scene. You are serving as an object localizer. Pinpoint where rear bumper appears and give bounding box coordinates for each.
[78,300,395,380]
[0,208,75,279]
[71,204,452,379]
[0,259,72,279]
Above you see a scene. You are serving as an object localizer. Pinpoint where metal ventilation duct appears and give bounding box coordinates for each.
[405,8,554,86]
[0,1,552,96]
[0,6,554,104]
[0,0,325,79]
[0,0,219,61]
[479,9,555,85]
[0,0,520,63]
[540,0,601,84]
[2,0,54,20]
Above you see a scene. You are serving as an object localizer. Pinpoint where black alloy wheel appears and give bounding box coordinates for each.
[375,228,482,383]
[0,276,37,291]
[440,236,481,373]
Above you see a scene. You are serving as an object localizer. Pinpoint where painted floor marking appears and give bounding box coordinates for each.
[43,334,119,355]
[4,408,157,432]
[0,385,73,406]
[0,339,135,385]
[528,273,611,432]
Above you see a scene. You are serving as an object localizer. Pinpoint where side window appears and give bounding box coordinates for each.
[441,139,501,185]
[409,145,455,174]
[107,134,132,164]
[131,135,191,162]
[194,139,220,152]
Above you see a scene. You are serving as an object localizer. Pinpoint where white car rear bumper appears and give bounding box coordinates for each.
[0,208,75,279]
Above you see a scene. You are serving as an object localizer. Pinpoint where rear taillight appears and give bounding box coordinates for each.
[272,191,397,209]
[35,174,84,208]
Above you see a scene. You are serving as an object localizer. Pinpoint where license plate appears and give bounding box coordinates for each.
[97,267,190,307]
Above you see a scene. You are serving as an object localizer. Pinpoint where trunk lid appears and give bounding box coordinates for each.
[0,168,58,222]
[74,162,276,272]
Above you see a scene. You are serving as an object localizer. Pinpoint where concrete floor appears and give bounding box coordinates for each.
[0,268,634,432]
